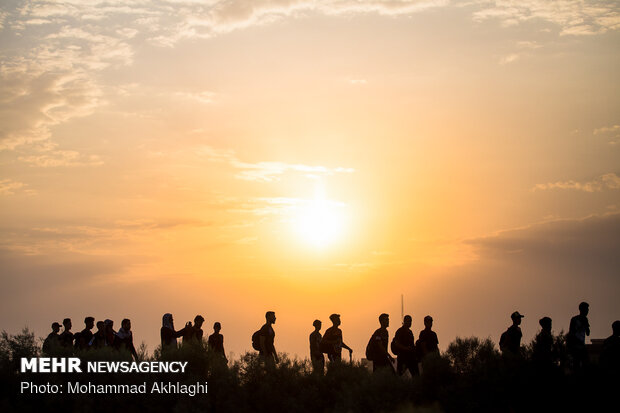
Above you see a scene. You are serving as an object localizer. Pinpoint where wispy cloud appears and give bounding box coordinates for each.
[594,124,620,145]
[499,53,519,65]
[0,179,33,195]
[18,149,104,168]
[199,146,354,182]
[472,0,620,36]
[533,173,620,192]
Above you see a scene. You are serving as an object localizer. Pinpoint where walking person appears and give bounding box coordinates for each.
[366,313,395,373]
[309,319,325,374]
[567,302,590,372]
[499,311,524,357]
[392,315,418,376]
[321,313,353,362]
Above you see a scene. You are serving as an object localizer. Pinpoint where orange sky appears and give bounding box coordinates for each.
[1,0,619,358]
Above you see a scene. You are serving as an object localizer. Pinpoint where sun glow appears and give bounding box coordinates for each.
[295,184,347,248]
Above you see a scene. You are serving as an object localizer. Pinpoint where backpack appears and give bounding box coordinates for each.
[365,333,380,361]
[251,330,261,351]
[499,331,508,352]
[390,337,401,356]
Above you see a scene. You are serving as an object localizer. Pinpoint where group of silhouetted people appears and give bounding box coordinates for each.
[42,313,228,363]
[41,303,619,376]
[42,317,138,360]
[498,302,619,373]
[159,313,228,363]
[305,312,439,376]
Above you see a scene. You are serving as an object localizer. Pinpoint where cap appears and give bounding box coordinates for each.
[52,322,61,328]
[511,311,525,320]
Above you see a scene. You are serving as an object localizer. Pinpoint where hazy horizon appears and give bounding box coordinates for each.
[1,0,619,358]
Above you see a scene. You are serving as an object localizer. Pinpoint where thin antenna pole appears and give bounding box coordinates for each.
[401,294,404,322]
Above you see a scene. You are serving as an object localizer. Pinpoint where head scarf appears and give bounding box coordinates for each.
[162,313,174,330]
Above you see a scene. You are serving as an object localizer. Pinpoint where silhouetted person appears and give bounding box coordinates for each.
[567,302,590,372]
[392,315,418,376]
[600,320,620,373]
[533,316,555,367]
[500,311,524,356]
[115,318,138,361]
[161,313,187,350]
[208,322,228,363]
[258,311,279,366]
[184,315,205,346]
[417,315,439,361]
[309,319,324,374]
[321,313,353,362]
[75,316,95,351]
[59,318,74,349]
[104,319,116,347]
[89,321,107,348]
[42,322,61,356]
[367,313,394,372]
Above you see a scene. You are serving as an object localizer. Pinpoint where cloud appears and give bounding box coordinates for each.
[464,212,620,283]
[174,91,217,104]
[472,0,620,36]
[0,178,31,195]
[594,124,620,145]
[18,150,104,167]
[0,218,211,257]
[533,173,620,192]
[0,1,135,162]
[199,145,354,182]
[499,53,519,64]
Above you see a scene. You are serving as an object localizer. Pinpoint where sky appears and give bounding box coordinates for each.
[1,0,619,359]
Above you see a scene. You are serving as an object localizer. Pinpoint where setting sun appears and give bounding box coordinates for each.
[293,183,347,248]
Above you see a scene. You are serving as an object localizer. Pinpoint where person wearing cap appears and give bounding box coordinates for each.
[499,311,524,356]
[42,322,61,356]
[417,315,439,361]
[533,316,555,367]
[309,319,325,374]
[567,301,590,371]
[320,314,353,362]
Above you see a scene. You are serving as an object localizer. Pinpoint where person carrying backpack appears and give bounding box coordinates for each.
[366,313,395,373]
[254,311,279,366]
[499,311,524,357]
[42,322,61,356]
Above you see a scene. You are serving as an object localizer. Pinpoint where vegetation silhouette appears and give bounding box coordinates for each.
[2,319,618,413]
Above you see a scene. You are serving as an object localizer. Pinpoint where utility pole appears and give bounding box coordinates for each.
[401,294,404,322]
